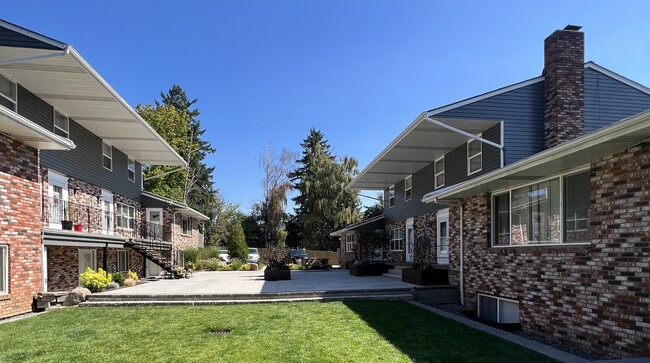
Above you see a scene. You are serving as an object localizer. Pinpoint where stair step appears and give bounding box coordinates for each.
[383,273,402,279]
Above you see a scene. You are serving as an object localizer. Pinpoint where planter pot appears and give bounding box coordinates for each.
[264,268,291,281]
[350,263,388,276]
[345,261,356,270]
[61,220,73,230]
[402,267,449,285]
[73,223,83,232]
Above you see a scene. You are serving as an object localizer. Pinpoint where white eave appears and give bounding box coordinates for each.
[141,192,210,221]
[0,22,186,166]
[330,215,385,237]
[0,104,75,150]
[422,109,650,204]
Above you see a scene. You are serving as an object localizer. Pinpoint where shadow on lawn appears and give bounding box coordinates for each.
[342,300,553,363]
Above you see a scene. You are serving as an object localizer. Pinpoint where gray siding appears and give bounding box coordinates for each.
[0,25,63,50]
[436,81,545,165]
[585,67,650,132]
[16,84,142,200]
[444,123,501,187]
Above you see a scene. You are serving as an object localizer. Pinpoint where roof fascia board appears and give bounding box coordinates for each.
[422,110,650,203]
[67,47,187,167]
[0,19,67,49]
[0,104,76,150]
[585,61,650,96]
[425,117,503,149]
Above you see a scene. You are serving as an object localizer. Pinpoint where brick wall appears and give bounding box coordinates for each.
[451,144,650,358]
[385,220,405,262]
[414,211,438,264]
[0,134,42,319]
[338,232,356,266]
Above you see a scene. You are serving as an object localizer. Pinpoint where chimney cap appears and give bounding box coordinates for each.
[564,25,582,31]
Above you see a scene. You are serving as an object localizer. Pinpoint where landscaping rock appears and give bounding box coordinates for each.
[72,287,91,299]
[123,278,137,287]
[249,263,259,271]
[63,287,91,306]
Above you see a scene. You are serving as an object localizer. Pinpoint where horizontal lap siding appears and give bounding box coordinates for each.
[0,26,62,50]
[585,67,650,132]
[16,85,142,201]
[384,163,445,224]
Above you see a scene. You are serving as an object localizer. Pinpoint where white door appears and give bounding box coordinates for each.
[101,190,113,235]
[47,170,68,228]
[146,208,163,239]
[78,249,97,281]
[437,209,449,265]
[405,218,414,262]
[42,246,48,292]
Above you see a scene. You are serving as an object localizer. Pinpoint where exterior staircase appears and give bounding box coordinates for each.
[127,239,182,278]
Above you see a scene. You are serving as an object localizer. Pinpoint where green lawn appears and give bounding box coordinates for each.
[0,301,553,363]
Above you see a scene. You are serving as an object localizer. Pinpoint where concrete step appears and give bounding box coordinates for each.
[383,273,402,279]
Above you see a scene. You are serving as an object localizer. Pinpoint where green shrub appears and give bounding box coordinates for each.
[206,258,222,271]
[196,260,208,270]
[230,258,244,271]
[218,264,233,271]
[186,261,196,270]
[227,221,249,261]
[127,270,139,281]
[199,246,219,260]
[112,272,125,286]
[239,263,250,271]
[79,267,113,292]
[183,247,200,264]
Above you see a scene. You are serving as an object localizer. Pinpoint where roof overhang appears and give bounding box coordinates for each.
[141,192,210,221]
[347,114,501,190]
[0,104,75,150]
[0,20,186,166]
[330,215,385,237]
[42,228,128,248]
[422,109,650,204]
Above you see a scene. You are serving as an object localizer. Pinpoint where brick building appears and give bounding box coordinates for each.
[345,25,650,358]
[0,19,206,318]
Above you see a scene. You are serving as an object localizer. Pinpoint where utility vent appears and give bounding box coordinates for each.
[478,294,519,324]
[208,329,232,336]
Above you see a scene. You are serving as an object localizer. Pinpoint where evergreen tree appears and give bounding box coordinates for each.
[226,219,248,261]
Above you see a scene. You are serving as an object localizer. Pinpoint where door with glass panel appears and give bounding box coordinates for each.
[146,208,163,240]
[437,209,449,265]
[47,170,68,228]
[101,190,114,235]
[405,218,414,262]
[78,249,96,282]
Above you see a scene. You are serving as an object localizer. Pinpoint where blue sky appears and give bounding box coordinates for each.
[5,1,650,213]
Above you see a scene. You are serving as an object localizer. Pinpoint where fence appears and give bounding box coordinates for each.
[257,248,339,266]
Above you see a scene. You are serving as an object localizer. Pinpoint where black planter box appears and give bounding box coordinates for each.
[402,267,449,285]
[61,220,73,230]
[264,268,291,281]
[350,263,389,276]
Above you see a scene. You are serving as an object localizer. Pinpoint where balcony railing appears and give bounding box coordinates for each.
[43,197,168,242]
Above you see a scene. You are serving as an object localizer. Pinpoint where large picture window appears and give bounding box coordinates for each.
[0,245,7,294]
[492,171,590,246]
[390,228,403,251]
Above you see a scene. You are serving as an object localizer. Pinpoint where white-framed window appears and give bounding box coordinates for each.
[0,73,17,112]
[434,156,445,189]
[102,141,113,171]
[53,109,69,138]
[128,158,135,182]
[467,137,482,175]
[405,175,412,201]
[0,245,7,294]
[390,228,403,251]
[182,217,191,235]
[116,203,135,230]
[478,294,520,324]
[492,170,590,246]
[117,250,129,272]
[388,185,395,207]
[345,234,356,253]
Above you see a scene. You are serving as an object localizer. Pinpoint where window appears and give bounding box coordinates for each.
[102,141,112,170]
[0,73,16,111]
[404,175,412,201]
[434,156,445,188]
[492,171,590,246]
[116,203,135,230]
[390,228,403,251]
[478,294,520,324]
[0,245,7,294]
[53,109,69,138]
[388,186,395,207]
[345,234,356,253]
[117,250,129,272]
[182,217,191,235]
[128,158,135,182]
[467,137,482,175]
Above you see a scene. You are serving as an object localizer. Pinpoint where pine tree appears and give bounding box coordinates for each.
[226,219,248,261]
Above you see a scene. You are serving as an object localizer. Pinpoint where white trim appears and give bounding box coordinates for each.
[115,202,135,231]
[389,227,403,251]
[404,175,412,201]
[0,244,7,294]
[101,190,114,235]
[585,62,650,96]
[0,104,75,150]
[405,218,414,262]
[436,209,450,264]
[0,72,17,112]
[434,156,445,189]
[0,19,67,49]
[467,137,482,175]
[422,110,650,203]
[426,117,503,149]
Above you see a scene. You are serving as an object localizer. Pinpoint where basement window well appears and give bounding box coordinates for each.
[477,294,519,324]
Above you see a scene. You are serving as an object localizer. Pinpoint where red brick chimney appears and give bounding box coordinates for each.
[544,25,584,149]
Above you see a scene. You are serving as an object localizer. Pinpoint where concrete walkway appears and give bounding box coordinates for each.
[98,269,415,295]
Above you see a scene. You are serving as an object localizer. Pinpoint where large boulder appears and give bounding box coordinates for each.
[63,287,91,306]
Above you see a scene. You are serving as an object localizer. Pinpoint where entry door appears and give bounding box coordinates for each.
[101,190,114,235]
[405,218,414,262]
[78,249,97,276]
[437,209,449,265]
[47,170,68,228]
[146,208,163,239]
[42,246,48,292]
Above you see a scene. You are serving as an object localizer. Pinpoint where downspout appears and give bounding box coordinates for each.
[460,205,464,306]
[172,211,177,265]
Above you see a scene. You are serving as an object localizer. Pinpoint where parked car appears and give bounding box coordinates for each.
[290,249,308,263]
[218,250,230,263]
[248,248,260,263]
